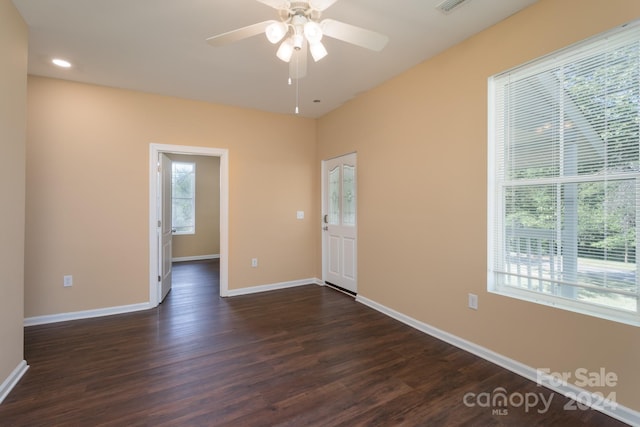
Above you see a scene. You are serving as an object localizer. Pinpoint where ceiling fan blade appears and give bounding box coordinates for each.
[206,20,276,47]
[320,18,389,51]
[309,0,339,11]
[255,0,290,10]
[289,43,308,79]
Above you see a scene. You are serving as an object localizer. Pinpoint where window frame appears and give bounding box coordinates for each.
[171,161,196,235]
[487,21,640,327]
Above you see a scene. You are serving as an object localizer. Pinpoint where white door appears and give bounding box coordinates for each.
[159,153,173,302]
[323,153,357,294]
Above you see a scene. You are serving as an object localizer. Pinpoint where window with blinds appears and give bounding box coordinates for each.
[488,21,640,326]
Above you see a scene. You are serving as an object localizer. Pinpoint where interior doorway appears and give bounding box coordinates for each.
[149,143,229,307]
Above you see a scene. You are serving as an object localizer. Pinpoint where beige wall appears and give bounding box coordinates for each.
[0,0,27,390]
[25,77,318,317]
[317,0,640,411]
[168,154,221,259]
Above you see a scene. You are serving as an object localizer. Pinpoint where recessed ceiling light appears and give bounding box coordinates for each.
[52,58,72,68]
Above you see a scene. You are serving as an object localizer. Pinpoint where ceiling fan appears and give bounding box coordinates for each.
[206,0,389,79]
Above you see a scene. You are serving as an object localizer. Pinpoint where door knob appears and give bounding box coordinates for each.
[323,226,329,231]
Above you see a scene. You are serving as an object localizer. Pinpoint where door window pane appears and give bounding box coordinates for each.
[342,165,356,226]
[328,166,340,225]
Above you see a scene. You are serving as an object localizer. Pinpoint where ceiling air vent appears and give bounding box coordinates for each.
[436,0,471,14]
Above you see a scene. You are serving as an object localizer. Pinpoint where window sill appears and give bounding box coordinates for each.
[488,288,640,328]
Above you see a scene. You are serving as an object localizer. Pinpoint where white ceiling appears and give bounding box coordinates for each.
[12,0,537,118]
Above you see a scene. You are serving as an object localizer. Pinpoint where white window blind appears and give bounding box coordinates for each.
[488,21,640,326]
[172,162,196,234]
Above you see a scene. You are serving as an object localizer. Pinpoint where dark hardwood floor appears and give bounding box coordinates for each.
[0,260,627,426]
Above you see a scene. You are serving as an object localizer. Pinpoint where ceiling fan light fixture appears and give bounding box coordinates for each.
[292,33,305,50]
[309,41,327,62]
[303,21,323,44]
[276,37,295,62]
[265,21,288,44]
[206,0,389,85]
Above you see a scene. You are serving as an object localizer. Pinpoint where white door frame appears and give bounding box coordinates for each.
[149,143,229,307]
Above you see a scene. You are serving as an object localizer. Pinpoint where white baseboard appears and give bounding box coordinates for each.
[24,302,152,327]
[356,295,640,427]
[226,278,320,297]
[22,275,319,325]
[172,254,220,262]
[0,360,29,404]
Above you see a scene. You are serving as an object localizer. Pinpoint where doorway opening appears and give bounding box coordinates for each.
[170,259,221,308]
[149,143,229,308]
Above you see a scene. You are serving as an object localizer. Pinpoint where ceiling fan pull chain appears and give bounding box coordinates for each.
[295,54,300,114]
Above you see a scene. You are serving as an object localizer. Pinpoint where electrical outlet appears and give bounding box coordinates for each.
[251,258,258,268]
[296,211,304,219]
[64,275,73,287]
[468,293,478,310]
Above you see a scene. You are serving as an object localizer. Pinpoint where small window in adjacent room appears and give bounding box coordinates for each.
[488,21,640,326]
[172,161,196,234]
